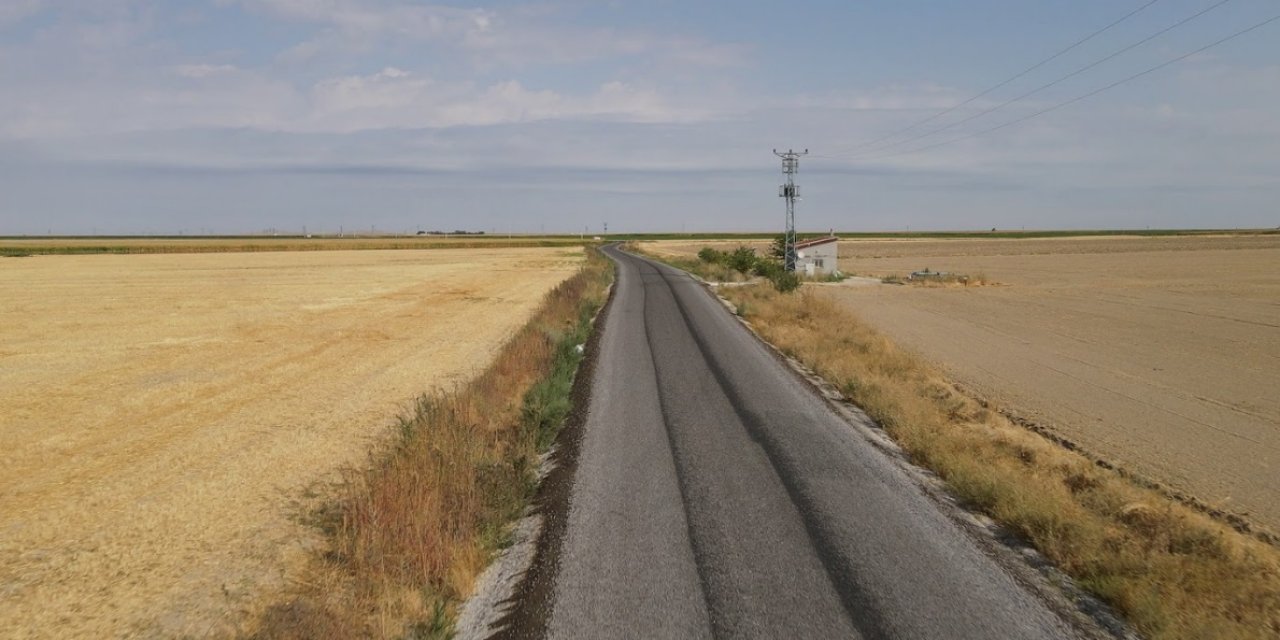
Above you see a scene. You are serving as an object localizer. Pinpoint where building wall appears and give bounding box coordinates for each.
[795,241,838,276]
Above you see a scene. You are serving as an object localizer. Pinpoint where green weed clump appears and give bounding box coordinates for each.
[718,285,1280,640]
[250,250,613,639]
[881,272,989,287]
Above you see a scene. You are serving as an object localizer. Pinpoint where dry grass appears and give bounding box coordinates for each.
[250,250,612,639]
[718,284,1280,639]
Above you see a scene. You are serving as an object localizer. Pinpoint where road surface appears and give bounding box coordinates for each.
[537,246,1087,638]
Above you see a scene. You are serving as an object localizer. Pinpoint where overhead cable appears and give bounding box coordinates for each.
[831,0,1165,155]
[839,0,1236,158]
[863,12,1280,161]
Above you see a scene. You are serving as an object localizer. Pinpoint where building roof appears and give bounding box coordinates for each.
[794,235,838,250]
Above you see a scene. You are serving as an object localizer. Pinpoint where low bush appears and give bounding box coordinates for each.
[697,247,724,264]
[752,259,781,279]
[694,244,800,293]
[726,246,758,273]
[770,270,801,292]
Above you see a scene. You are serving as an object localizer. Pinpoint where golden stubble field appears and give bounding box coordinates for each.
[647,235,1280,531]
[0,236,584,255]
[0,247,582,638]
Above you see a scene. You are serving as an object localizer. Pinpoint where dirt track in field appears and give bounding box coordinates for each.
[648,235,1280,531]
[0,248,581,638]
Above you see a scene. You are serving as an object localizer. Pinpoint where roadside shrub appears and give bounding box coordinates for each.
[770,270,801,293]
[750,258,801,293]
[690,244,802,293]
[727,246,758,274]
[753,259,782,279]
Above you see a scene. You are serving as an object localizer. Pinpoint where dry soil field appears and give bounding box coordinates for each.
[0,247,582,638]
[647,235,1280,531]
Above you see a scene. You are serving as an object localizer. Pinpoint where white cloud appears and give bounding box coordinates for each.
[303,68,700,132]
[233,0,492,50]
[230,0,741,69]
[460,21,744,69]
[0,0,46,26]
[787,83,973,113]
[175,64,239,78]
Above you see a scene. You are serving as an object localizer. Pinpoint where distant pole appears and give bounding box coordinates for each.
[774,148,808,272]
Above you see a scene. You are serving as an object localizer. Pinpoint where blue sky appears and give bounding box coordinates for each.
[1,0,1277,234]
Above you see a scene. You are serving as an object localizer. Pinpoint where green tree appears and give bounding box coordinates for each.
[727,246,757,274]
[769,234,787,261]
[753,259,782,279]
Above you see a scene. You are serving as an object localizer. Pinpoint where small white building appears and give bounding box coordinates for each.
[793,235,838,277]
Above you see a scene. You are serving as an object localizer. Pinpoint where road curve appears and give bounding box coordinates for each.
[541,246,1083,639]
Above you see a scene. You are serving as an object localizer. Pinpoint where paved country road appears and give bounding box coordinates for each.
[510,245,1100,639]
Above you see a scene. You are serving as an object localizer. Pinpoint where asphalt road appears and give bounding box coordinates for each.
[541,246,1083,639]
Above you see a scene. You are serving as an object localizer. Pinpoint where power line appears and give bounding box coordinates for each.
[830,0,1164,156]
[838,0,1235,159]
[864,12,1280,161]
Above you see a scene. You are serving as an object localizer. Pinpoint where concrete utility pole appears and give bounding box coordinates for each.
[774,148,808,272]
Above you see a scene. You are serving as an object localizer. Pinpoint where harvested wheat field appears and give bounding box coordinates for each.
[834,235,1280,532]
[0,247,582,638]
[648,235,1280,532]
[0,235,583,256]
[641,239,770,259]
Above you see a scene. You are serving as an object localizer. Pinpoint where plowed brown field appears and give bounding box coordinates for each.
[0,247,582,638]
[647,235,1280,531]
